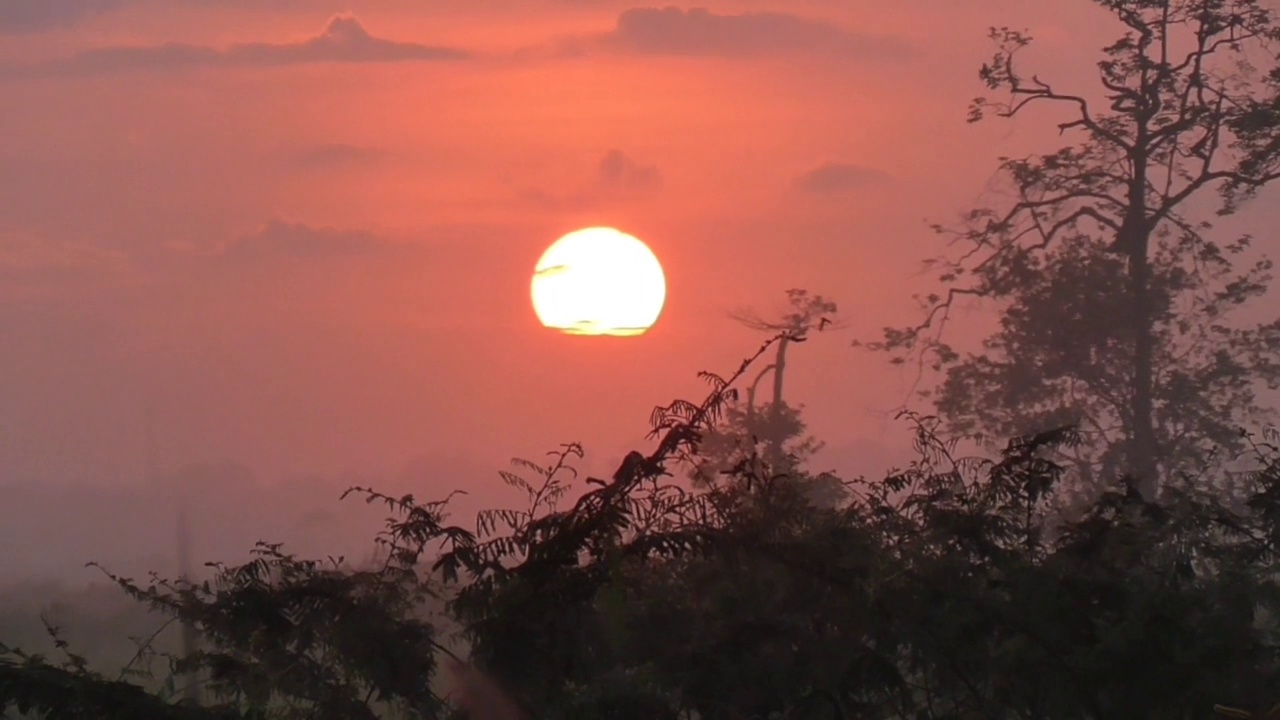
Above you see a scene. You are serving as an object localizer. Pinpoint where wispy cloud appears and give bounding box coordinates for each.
[555,7,911,60]
[0,0,124,34]
[794,162,889,194]
[215,219,411,265]
[595,149,662,193]
[0,232,132,292]
[525,149,663,210]
[283,143,387,171]
[3,14,468,78]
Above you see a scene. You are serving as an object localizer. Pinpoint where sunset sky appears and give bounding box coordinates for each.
[4,0,1279,561]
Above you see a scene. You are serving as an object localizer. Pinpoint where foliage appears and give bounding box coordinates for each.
[9,5,1280,718]
[691,398,849,509]
[3,537,457,718]
[708,288,847,508]
[932,233,1280,500]
[862,0,1280,500]
[5,335,1280,719]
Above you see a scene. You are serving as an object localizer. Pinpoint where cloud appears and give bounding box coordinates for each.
[5,14,468,78]
[0,232,132,291]
[0,0,124,33]
[793,162,888,194]
[573,7,910,59]
[215,219,409,265]
[284,143,386,171]
[595,149,663,193]
[525,149,663,210]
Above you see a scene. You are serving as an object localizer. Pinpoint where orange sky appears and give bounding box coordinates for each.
[3,0,1279,524]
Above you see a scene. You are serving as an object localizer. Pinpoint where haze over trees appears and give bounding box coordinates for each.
[694,289,847,509]
[5,1,1280,719]
[863,0,1280,502]
[4,329,1280,718]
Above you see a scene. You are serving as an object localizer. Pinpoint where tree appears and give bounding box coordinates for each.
[730,289,838,467]
[704,289,847,507]
[864,0,1280,500]
[691,399,848,508]
[7,339,1280,719]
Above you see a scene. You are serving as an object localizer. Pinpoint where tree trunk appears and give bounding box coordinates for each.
[1126,140,1159,501]
[177,509,202,705]
[772,338,788,409]
[1128,247,1159,499]
[769,338,789,467]
[747,364,776,422]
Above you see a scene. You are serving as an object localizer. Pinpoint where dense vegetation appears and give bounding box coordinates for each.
[863,0,1280,502]
[6,0,1280,717]
[3,330,1280,718]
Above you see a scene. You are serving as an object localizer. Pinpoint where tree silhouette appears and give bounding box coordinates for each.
[729,289,838,467]
[690,399,848,509]
[863,0,1280,500]
[5,344,1280,718]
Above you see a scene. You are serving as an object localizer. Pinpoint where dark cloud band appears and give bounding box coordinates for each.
[2,15,468,78]
[598,7,911,59]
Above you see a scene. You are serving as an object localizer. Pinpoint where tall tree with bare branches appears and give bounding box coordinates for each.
[865,0,1280,499]
[737,286,834,435]
[702,289,846,507]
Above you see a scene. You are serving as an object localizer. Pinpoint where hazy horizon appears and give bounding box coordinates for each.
[4,0,1280,588]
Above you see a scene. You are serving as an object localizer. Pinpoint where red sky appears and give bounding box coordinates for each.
[3,0,1279,569]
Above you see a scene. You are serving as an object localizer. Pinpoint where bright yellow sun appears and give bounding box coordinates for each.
[531,227,667,337]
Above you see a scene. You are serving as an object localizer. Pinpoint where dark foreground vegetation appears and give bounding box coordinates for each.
[2,330,1280,719]
[7,0,1280,717]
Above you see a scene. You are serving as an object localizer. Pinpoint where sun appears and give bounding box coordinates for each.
[531,227,667,337]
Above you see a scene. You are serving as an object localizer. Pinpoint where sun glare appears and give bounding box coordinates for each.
[530,227,667,337]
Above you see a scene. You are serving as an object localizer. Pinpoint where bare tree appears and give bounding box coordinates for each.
[732,290,838,411]
[730,289,838,460]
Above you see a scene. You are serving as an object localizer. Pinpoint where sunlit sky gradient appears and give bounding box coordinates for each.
[3,0,1278,525]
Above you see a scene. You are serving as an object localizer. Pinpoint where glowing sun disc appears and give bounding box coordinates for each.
[531,227,666,336]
